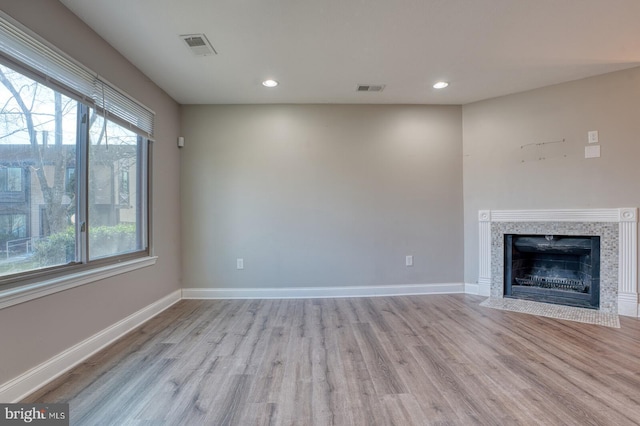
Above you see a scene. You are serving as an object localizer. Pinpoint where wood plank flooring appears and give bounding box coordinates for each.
[24,295,640,425]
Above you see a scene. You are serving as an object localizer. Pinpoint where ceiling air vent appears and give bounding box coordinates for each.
[180,34,217,56]
[357,84,385,92]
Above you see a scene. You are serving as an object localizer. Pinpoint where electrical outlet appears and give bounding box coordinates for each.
[585,145,600,158]
[236,258,244,269]
[405,255,413,267]
[588,130,599,144]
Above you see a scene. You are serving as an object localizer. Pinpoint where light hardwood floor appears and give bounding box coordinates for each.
[24,295,640,425]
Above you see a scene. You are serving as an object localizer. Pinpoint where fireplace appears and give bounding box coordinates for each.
[477,208,640,316]
[504,234,600,309]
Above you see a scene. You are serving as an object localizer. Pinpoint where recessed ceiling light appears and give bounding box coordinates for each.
[262,79,278,88]
[433,81,449,89]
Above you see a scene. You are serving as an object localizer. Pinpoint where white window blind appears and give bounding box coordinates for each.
[0,11,154,138]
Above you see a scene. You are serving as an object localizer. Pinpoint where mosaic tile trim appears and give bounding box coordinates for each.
[480,297,620,328]
[490,222,619,314]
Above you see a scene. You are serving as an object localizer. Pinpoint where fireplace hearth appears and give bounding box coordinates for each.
[504,234,600,309]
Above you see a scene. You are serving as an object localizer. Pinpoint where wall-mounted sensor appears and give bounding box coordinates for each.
[178,136,185,148]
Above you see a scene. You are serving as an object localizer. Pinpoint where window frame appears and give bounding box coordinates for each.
[0,98,153,285]
[0,213,27,239]
[0,13,156,304]
[0,166,28,203]
[0,167,24,192]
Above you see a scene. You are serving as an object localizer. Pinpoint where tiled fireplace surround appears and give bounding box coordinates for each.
[477,208,639,317]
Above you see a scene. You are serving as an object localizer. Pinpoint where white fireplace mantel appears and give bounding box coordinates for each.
[477,208,639,317]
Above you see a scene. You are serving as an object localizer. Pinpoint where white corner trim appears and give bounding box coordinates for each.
[478,210,491,222]
[182,283,464,300]
[0,289,181,403]
[0,256,158,310]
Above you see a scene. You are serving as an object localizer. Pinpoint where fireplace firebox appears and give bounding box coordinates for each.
[504,234,600,309]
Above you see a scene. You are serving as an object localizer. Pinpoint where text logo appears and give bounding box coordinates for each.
[0,404,68,425]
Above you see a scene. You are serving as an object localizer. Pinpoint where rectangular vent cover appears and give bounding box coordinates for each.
[357,84,385,92]
[180,34,217,56]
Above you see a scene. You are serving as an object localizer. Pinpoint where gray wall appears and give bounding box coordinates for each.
[0,1,181,385]
[7,0,637,389]
[181,104,463,289]
[463,66,640,283]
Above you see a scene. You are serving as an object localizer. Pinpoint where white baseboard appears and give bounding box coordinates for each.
[0,289,181,403]
[182,283,464,300]
[464,283,480,295]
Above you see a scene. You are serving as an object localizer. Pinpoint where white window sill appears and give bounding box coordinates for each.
[0,256,158,310]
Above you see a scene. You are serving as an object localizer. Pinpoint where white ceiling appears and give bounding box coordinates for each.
[59,0,640,105]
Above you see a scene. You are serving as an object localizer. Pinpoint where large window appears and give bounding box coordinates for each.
[0,63,149,281]
[0,12,154,288]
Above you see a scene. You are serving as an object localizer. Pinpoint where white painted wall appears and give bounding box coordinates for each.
[181,104,463,290]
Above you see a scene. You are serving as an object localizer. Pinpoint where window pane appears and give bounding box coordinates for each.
[88,114,145,260]
[0,214,26,238]
[0,64,78,277]
[7,167,22,191]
